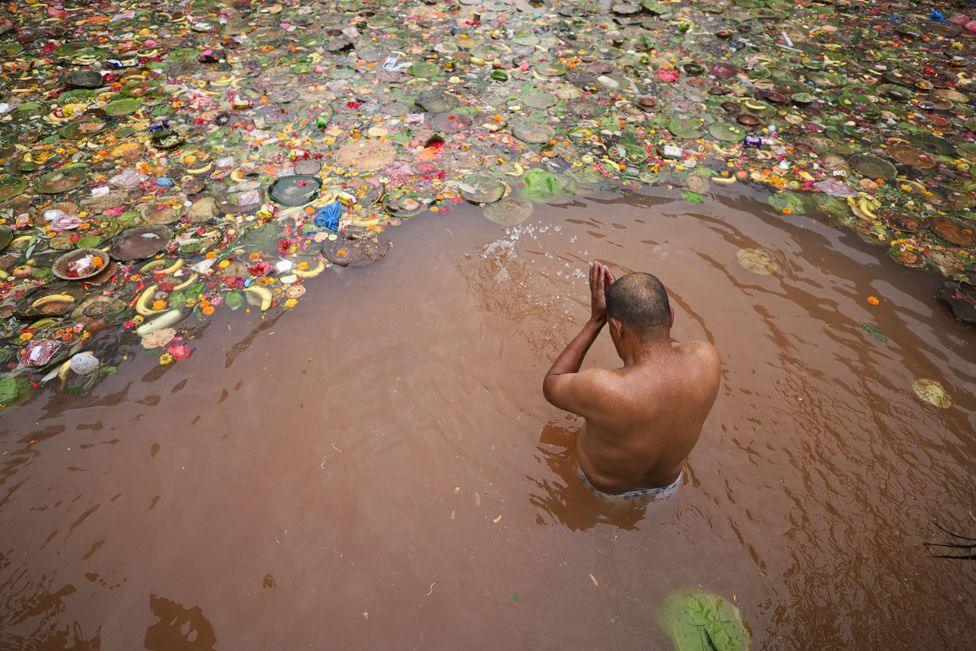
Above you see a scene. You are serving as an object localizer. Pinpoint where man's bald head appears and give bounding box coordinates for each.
[606,273,671,338]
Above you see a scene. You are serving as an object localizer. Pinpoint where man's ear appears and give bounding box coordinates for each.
[608,317,622,339]
[669,307,675,329]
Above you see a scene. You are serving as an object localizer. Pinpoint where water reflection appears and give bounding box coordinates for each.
[528,419,645,531]
[0,553,93,649]
[144,594,217,651]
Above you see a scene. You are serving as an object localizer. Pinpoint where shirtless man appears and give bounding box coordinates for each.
[542,262,720,502]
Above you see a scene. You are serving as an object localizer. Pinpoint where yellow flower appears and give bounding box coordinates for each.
[19,332,33,341]
[283,298,298,309]
[159,353,174,365]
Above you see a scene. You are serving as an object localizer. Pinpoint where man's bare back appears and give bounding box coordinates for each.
[543,262,720,495]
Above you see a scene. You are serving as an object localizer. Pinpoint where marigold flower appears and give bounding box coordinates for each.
[158,353,174,365]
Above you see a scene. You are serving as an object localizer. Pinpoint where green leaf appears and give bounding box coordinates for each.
[76,235,101,249]
[767,192,806,214]
[682,190,705,204]
[860,322,888,343]
[183,282,205,298]
[660,590,750,651]
[169,291,186,308]
[225,291,245,310]
[0,376,20,403]
[522,169,562,201]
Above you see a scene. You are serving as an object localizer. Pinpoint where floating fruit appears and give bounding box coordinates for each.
[244,285,273,311]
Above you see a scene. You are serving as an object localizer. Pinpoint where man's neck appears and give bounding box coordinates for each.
[620,336,674,368]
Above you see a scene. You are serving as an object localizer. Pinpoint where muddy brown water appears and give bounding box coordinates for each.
[1,188,975,649]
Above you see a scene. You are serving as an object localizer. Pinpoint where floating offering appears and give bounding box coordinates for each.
[0,0,974,408]
[52,249,109,280]
[913,379,952,409]
[737,248,780,275]
[483,197,533,226]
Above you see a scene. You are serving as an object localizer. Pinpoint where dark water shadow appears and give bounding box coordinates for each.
[144,594,217,651]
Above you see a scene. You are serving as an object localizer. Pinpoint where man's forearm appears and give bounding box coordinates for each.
[545,316,605,378]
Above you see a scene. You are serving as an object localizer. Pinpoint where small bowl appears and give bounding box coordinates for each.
[52,248,110,280]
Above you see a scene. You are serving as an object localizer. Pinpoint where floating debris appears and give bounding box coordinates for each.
[0,0,974,408]
[737,248,780,275]
[912,378,952,409]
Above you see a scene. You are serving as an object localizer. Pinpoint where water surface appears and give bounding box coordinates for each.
[2,189,974,649]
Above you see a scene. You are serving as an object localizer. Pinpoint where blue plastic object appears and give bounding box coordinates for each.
[929,10,946,21]
[314,201,342,231]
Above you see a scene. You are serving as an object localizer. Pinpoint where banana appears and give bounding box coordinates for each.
[743,99,767,111]
[847,196,867,220]
[244,285,273,311]
[58,359,72,382]
[140,259,167,273]
[155,258,184,276]
[171,273,199,292]
[292,260,325,278]
[135,285,163,316]
[504,162,525,177]
[711,175,737,185]
[31,294,75,309]
[858,197,878,220]
[31,318,60,330]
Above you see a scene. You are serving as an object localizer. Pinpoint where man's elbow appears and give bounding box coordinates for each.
[542,374,559,406]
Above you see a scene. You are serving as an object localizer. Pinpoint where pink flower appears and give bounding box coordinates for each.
[656,69,680,83]
[166,343,192,361]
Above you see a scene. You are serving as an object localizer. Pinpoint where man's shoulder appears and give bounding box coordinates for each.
[676,340,721,375]
[575,366,625,389]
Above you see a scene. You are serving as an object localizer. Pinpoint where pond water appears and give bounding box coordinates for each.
[1,189,974,649]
